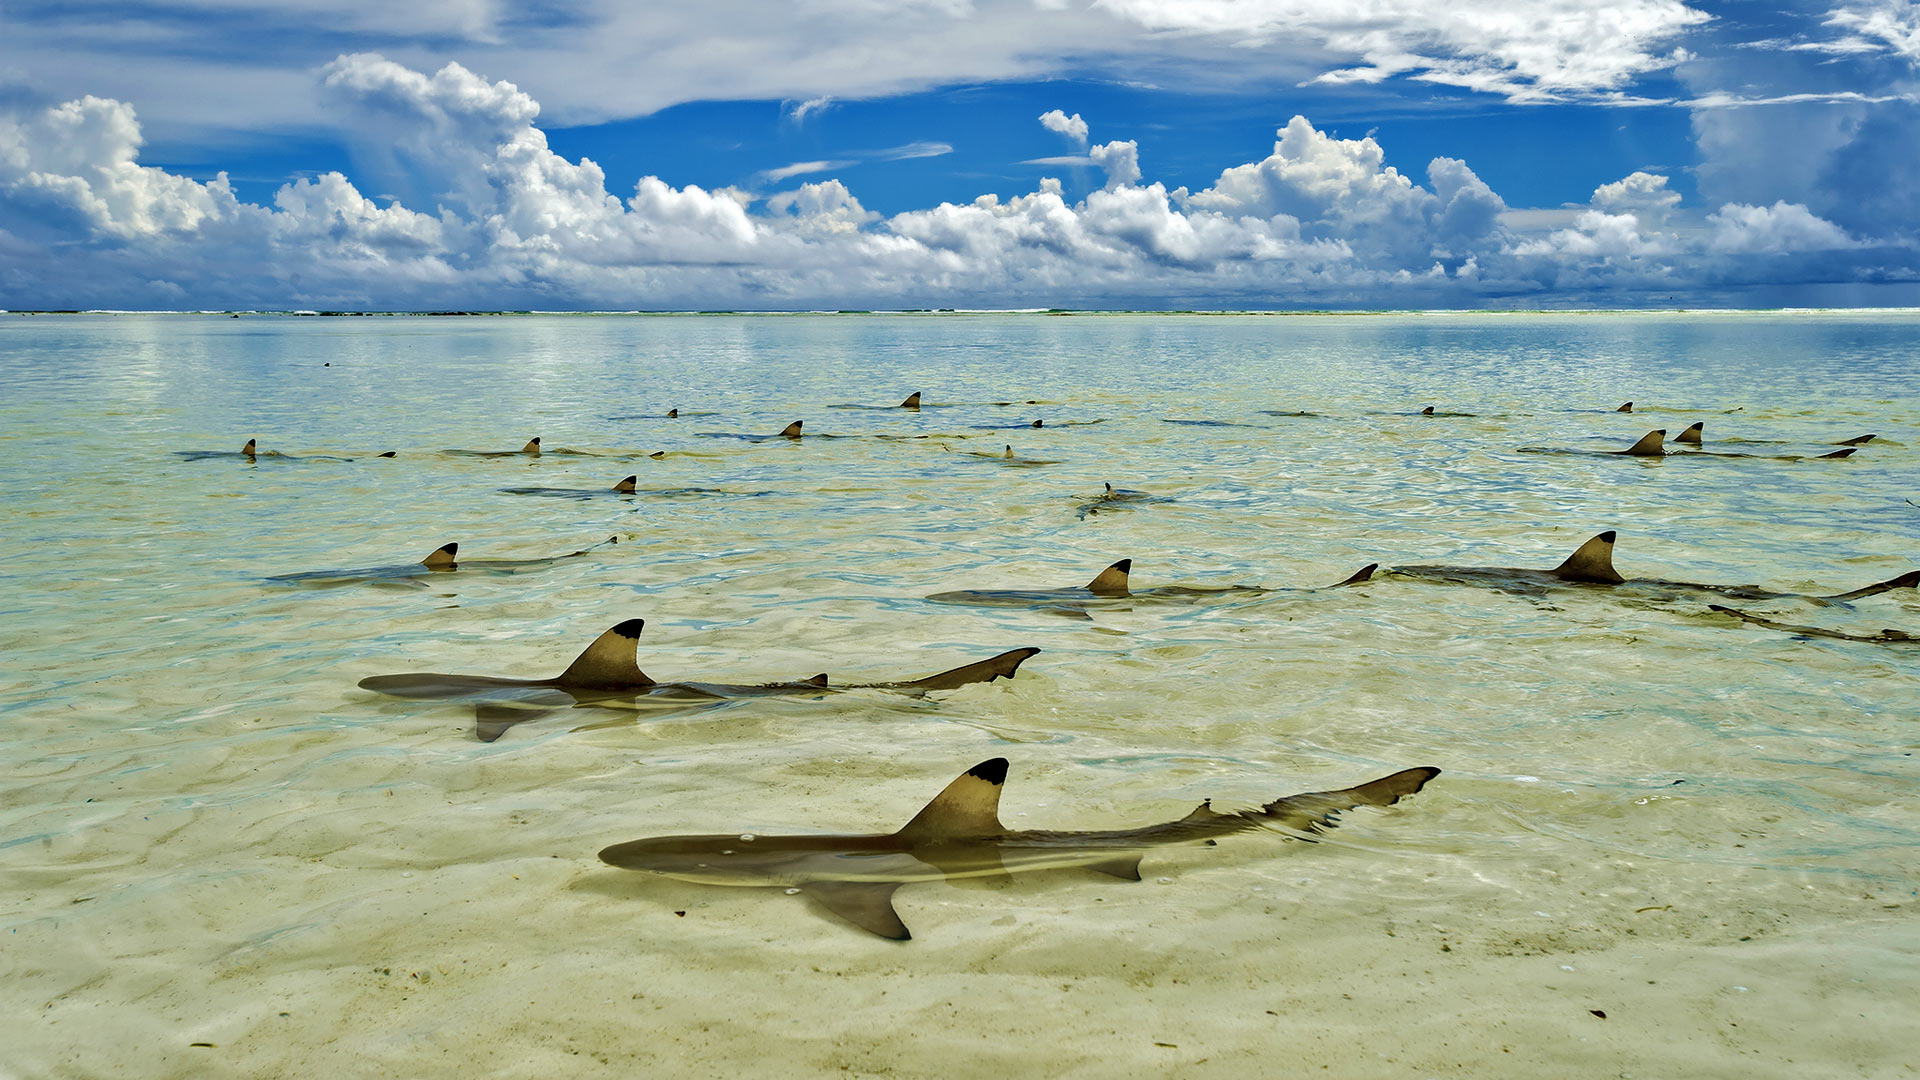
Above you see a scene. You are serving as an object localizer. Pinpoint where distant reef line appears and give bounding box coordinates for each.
[8,307,1919,318]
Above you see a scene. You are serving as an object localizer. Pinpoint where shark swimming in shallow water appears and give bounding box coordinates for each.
[269,537,618,586]
[499,476,644,499]
[1669,422,1865,459]
[1708,605,1917,645]
[1387,531,1917,602]
[358,619,1039,739]
[175,438,387,462]
[1076,482,1176,519]
[445,437,545,457]
[598,758,1440,939]
[832,392,923,410]
[927,558,1376,617]
[698,421,809,441]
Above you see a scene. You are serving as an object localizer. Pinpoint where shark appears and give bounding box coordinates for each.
[445,437,545,457]
[697,421,810,441]
[500,475,644,499]
[1076,482,1176,519]
[358,619,1039,740]
[270,537,618,587]
[1387,530,1918,602]
[1708,605,1916,645]
[926,558,1377,617]
[952,444,1059,466]
[832,393,923,410]
[175,438,388,462]
[598,758,1440,940]
[1669,422,1861,459]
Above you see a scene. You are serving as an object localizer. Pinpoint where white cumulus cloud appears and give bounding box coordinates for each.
[1039,109,1090,143]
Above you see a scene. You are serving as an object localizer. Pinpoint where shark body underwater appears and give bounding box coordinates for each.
[926,558,1377,617]
[598,758,1440,940]
[1386,531,1918,603]
[358,619,1040,740]
[1522,428,1857,460]
[175,439,390,462]
[269,538,617,586]
[1709,605,1917,645]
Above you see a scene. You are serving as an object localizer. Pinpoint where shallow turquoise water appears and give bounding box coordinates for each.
[2,312,1917,1077]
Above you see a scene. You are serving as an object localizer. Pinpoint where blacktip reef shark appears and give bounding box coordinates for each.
[1525,427,1857,460]
[927,558,1377,617]
[950,444,1059,466]
[1387,530,1918,603]
[1670,422,1868,458]
[1708,605,1917,645]
[500,475,644,499]
[445,436,545,457]
[270,537,618,587]
[832,392,923,410]
[358,619,1039,740]
[1077,482,1176,519]
[697,421,810,441]
[598,758,1440,940]
[175,438,393,462]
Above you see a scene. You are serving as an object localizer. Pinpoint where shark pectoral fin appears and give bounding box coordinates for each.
[1261,766,1441,835]
[421,542,459,568]
[801,882,911,940]
[1331,563,1378,587]
[1084,855,1144,881]
[1085,559,1132,596]
[779,421,804,438]
[896,759,1009,841]
[900,392,921,408]
[1621,429,1666,455]
[522,437,541,454]
[554,619,652,688]
[614,475,637,493]
[896,648,1040,691]
[1820,569,1920,601]
[1551,531,1625,584]
[474,702,558,742]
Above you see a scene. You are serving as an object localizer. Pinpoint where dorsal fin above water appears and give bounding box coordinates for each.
[420,542,458,568]
[1616,402,1633,412]
[1003,445,1014,458]
[1031,419,1043,428]
[1834,434,1875,446]
[555,619,652,689]
[1551,531,1624,584]
[1621,429,1666,456]
[1085,559,1132,596]
[779,421,803,438]
[1420,406,1434,415]
[805,673,829,687]
[895,758,1008,841]
[648,450,664,459]
[1332,563,1378,587]
[900,392,921,409]
[613,475,637,493]
[378,451,397,458]
[666,408,678,418]
[522,437,541,454]
[242,438,257,457]
[1676,422,1704,445]
[1817,448,1856,459]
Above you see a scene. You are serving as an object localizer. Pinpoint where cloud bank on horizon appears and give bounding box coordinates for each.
[1,0,1917,309]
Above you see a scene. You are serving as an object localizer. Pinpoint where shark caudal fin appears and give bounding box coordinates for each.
[1821,569,1920,601]
[1085,559,1132,596]
[896,647,1041,691]
[1676,422,1704,445]
[242,438,257,457]
[1616,402,1633,412]
[1331,563,1379,587]
[1550,531,1625,584]
[1835,434,1875,446]
[1259,766,1441,836]
[522,437,541,454]
[1621,429,1666,456]
[554,619,652,689]
[420,543,459,568]
[613,475,637,493]
[896,758,1009,841]
[779,421,804,438]
[900,392,921,409]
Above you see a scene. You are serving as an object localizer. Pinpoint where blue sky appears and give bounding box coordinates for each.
[2,0,1916,309]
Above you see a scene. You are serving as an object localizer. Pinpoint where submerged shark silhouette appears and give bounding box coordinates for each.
[1076,482,1176,519]
[927,558,1376,617]
[174,438,389,462]
[698,421,808,441]
[1669,422,1864,459]
[1388,531,1917,602]
[1709,605,1916,645]
[951,444,1059,466]
[269,537,618,586]
[599,758,1440,940]
[445,437,545,457]
[499,475,644,499]
[358,619,1039,739]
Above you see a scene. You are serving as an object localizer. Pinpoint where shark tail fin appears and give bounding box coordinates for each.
[900,392,921,409]
[614,475,637,493]
[780,421,804,437]
[1550,531,1625,584]
[1621,429,1666,456]
[1820,569,1920,601]
[554,619,651,689]
[242,438,257,457]
[895,758,1008,841]
[1616,402,1633,412]
[1260,766,1441,836]
[1420,406,1435,415]
[421,543,458,567]
[1085,559,1132,596]
[1331,563,1378,587]
[896,647,1040,691]
[522,437,541,453]
[1835,433,1875,446]
[1676,422,1704,445]
[1816,448,1856,459]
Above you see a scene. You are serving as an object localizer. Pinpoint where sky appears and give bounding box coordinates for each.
[1,0,1917,310]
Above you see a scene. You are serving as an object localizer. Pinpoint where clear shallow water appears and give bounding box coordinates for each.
[3,312,1917,1077]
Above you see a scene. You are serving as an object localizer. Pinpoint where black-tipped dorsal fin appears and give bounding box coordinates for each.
[613,475,637,493]
[1103,482,1114,494]
[1420,405,1434,415]
[1835,433,1875,446]
[242,438,257,456]
[1031,419,1043,428]
[1621,429,1666,456]
[1816,448,1856,459]
[1616,401,1633,412]
[666,408,678,418]
[1003,444,1014,458]
[522,437,541,453]
[420,542,459,568]
[1085,559,1131,596]
[1676,421,1704,445]
[1332,563,1378,587]
[896,759,1008,841]
[779,421,803,437]
[378,450,397,457]
[1551,531,1624,584]
[900,392,921,409]
[554,619,651,689]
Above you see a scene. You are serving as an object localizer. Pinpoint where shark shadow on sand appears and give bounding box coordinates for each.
[1709,605,1916,645]
[269,537,618,587]
[358,619,1039,740]
[598,758,1440,940]
[927,558,1376,618]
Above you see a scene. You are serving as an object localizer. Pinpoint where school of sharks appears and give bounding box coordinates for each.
[201,394,1914,941]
